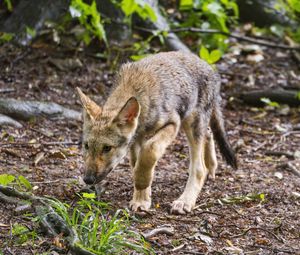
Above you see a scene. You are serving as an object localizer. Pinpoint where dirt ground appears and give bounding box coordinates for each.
[0,42,299,255]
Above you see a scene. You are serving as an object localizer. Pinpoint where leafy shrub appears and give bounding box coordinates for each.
[69,0,107,45]
[176,0,239,53]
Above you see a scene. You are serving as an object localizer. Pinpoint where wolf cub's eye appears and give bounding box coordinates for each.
[84,142,89,150]
[102,145,112,153]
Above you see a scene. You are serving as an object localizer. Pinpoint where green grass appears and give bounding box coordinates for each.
[48,193,152,254]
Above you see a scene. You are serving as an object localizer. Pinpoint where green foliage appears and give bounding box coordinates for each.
[199,45,222,64]
[220,193,265,205]
[4,0,13,11]
[48,193,152,254]
[11,224,37,244]
[69,0,107,45]
[0,32,14,44]
[120,0,157,22]
[0,174,32,191]
[275,0,300,21]
[177,0,239,52]
[0,174,15,186]
[260,97,280,108]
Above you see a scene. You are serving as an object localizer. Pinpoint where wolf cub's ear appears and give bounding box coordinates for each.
[114,97,140,126]
[76,87,102,122]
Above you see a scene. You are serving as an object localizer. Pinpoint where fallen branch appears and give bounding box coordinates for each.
[238,90,300,107]
[0,98,81,121]
[278,162,300,178]
[265,151,295,159]
[171,27,300,51]
[0,141,80,147]
[142,226,174,239]
[230,226,284,243]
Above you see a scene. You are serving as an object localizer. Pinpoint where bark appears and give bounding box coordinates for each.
[142,0,191,52]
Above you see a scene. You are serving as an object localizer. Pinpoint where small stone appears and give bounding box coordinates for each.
[292,191,300,198]
[274,172,283,180]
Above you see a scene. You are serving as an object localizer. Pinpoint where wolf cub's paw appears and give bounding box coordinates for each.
[130,199,151,211]
[171,200,194,214]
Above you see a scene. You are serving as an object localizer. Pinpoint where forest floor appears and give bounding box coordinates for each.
[0,41,299,255]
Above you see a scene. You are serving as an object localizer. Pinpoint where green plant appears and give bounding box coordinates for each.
[199,45,222,64]
[219,193,265,205]
[275,0,300,22]
[260,97,280,108]
[0,32,14,44]
[120,0,157,22]
[176,0,239,52]
[0,174,32,191]
[48,193,152,254]
[11,223,37,244]
[4,0,13,11]
[69,0,107,45]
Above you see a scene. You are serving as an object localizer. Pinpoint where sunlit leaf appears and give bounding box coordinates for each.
[209,49,222,64]
[18,175,32,190]
[199,46,210,62]
[0,174,15,186]
[179,0,194,10]
[82,192,96,199]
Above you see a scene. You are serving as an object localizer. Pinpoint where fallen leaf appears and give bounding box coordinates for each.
[48,150,66,160]
[34,152,45,166]
[224,246,243,254]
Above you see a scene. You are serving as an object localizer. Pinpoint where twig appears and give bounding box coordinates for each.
[170,27,300,51]
[30,180,61,185]
[278,162,300,177]
[0,88,15,93]
[158,215,202,223]
[0,141,80,147]
[180,251,204,255]
[171,243,186,252]
[142,226,174,239]
[265,151,295,159]
[230,227,284,243]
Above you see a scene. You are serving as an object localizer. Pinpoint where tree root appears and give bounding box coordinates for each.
[0,114,23,128]
[0,98,81,121]
[0,185,96,255]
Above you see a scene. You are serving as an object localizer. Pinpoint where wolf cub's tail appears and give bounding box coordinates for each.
[210,105,237,169]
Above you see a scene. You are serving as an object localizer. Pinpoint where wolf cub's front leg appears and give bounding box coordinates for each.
[130,124,178,211]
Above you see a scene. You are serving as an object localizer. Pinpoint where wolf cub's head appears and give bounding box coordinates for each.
[76,88,140,185]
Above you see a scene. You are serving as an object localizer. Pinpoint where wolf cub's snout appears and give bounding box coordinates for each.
[77,51,237,214]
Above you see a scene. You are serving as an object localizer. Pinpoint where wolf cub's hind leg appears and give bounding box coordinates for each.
[130,123,179,211]
[171,113,209,214]
[205,129,218,179]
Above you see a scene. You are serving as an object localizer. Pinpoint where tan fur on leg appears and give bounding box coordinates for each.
[130,123,179,211]
[171,115,209,214]
[205,129,218,179]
